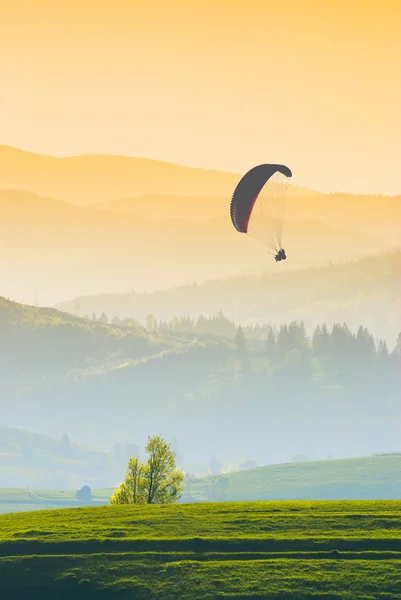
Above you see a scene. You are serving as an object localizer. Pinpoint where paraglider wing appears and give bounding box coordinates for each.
[230,164,292,233]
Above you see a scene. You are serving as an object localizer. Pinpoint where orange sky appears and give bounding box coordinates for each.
[0,0,400,194]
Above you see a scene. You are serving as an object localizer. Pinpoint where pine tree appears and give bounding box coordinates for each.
[235,326,247,353]
[265,327,276,358]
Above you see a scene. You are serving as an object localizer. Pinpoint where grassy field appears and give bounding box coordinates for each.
[1,500,400,599]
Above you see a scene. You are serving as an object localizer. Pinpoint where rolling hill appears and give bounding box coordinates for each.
[193,455,401,502]
[0,145,324,207]
[0,145,241,206]
[56,251,401,348]
[91,191,401,244]
[1,500,400,599]
[0,188,395,306]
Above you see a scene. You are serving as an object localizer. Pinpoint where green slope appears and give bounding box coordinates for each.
[191,455,401,502]
[0,500,400,599]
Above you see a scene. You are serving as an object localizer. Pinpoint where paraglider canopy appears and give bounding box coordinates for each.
[230,163,292,253]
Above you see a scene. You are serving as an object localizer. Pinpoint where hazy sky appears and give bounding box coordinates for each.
[1,0,400,194]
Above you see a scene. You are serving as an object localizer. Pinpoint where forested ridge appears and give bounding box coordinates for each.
[56,251,401,347]
[1,294,399,474]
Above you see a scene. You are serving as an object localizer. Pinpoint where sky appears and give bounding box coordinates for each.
[0,0,400,194]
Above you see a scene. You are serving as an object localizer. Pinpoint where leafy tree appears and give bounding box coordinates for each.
[142,435,184,504]
[110,456,145,504]
[110,435,184,505]
[109,480,132,504]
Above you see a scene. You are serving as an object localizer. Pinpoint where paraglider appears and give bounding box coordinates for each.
[230,163,292,261]
[275,248,286,262]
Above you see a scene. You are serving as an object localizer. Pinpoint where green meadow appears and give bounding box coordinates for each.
[1,500,400,599]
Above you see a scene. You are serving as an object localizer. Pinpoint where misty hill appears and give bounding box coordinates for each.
[0,294,174,385]
[57,251,401,348]
[92,192,400,243]
[0,145,323,208]
[2,144,398,242]
[0,145,241,206]
[90,184,322,221]
[1,295,399,471]
[0,424,123,490]
[0,189,394,305]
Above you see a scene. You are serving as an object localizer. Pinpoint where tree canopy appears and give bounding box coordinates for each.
[110,435,184,505]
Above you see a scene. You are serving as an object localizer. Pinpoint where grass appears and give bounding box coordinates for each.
[1,500,400,598]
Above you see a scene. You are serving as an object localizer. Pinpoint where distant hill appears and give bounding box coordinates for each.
[192,455,401,501]
[56,251,401,347]
[0,188,395,305]
[90,183,323,221]
[0,145,241,206]
[91,191,401,243]
[0,424,120,490]
[2,144,398,238]
[0,294,167,382]
[0,145,323,207]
